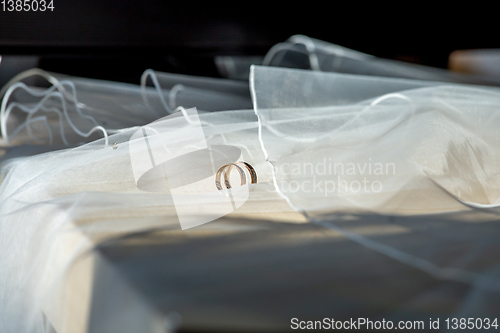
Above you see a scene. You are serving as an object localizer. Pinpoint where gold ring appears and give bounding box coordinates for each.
[215,161,257,190]
[215,163,246,191]
[224,161,257,185]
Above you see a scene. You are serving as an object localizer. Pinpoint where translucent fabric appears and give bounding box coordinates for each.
[0,107,286,333]
[215,55,264,80]
[264,35,500,85]
[0,69,167,146]
[251,65,500,292]
[140,69,252,112]
[3,62,500,333]
[1,69,253,147]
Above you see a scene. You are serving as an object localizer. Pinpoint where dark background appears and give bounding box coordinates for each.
[0,2,496,83]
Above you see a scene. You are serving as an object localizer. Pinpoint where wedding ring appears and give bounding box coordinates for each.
[224,162,258,185]
[215,161,257,190]
[215,163,246,191]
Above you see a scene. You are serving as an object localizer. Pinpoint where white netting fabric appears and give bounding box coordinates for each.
[0,69,253,147]
[2,55,500,332]
[0,106,281,332]
[264,35,500,85]
[251,65,500,293]
[140,69,252,112]
[0,69,168,146]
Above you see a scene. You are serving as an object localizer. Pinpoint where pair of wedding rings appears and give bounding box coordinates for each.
[215,161,257,191]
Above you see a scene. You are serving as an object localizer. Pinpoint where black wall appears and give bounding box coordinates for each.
[0,2,497,82]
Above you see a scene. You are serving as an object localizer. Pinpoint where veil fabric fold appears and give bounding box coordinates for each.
[251,65,500,294]
[1,42,500,332]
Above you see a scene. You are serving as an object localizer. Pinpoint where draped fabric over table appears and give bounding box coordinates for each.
[1,36,500,333]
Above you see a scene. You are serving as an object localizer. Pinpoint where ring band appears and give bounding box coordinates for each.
[216,163,246,191]
[215,161,257,190]
[224,162,258,185]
